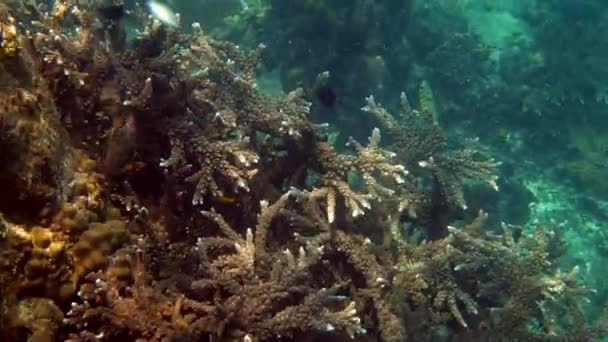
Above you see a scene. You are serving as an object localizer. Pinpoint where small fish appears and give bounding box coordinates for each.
[215,195,237,205]
[147,0,178,27]
[315,84,337,109]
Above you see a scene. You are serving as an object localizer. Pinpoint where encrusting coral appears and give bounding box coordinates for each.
[0,1,605,342]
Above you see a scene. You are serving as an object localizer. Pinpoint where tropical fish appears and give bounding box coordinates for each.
[215,195,237,205]
[147,0,178,27]
[315,84,338,109]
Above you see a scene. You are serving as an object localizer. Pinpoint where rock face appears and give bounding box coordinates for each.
[0,36,71,223]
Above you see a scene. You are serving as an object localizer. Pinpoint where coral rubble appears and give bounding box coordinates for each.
[0,1,605,342]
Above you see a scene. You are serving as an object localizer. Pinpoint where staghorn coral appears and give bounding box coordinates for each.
[194,191,367,340]
[160,131,259,206]
[307,127,408,224]
[63,268,184,341]
[141,19,406,215]
[328,229,405,342]
[386,212,607,340]
[180,22,312,138]
[362,84,499,212]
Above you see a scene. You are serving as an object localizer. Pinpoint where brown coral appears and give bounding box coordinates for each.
[194,191,367,340]
[362,85,499,212]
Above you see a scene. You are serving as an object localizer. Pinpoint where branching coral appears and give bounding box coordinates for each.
[182,23,312,137]
[300,127,408,225]
[161,131,259,205]
[387,212,606,340]
[362,85,499,211]
[189,190,367,340]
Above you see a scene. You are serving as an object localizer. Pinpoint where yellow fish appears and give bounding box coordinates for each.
[147,0,178,27]
[216,195,237,205]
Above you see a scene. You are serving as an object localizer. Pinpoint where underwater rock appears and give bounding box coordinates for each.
[9,298,64,342]
[0,72,70,222]
[71,219,128,285]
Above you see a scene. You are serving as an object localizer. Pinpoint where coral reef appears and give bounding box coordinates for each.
[0,1,605,342]
[362,85,499,239]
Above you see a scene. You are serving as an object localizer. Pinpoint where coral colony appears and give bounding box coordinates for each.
[0,1,605,341]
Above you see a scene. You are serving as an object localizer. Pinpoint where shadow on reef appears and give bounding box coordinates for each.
[0,1,606,341]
